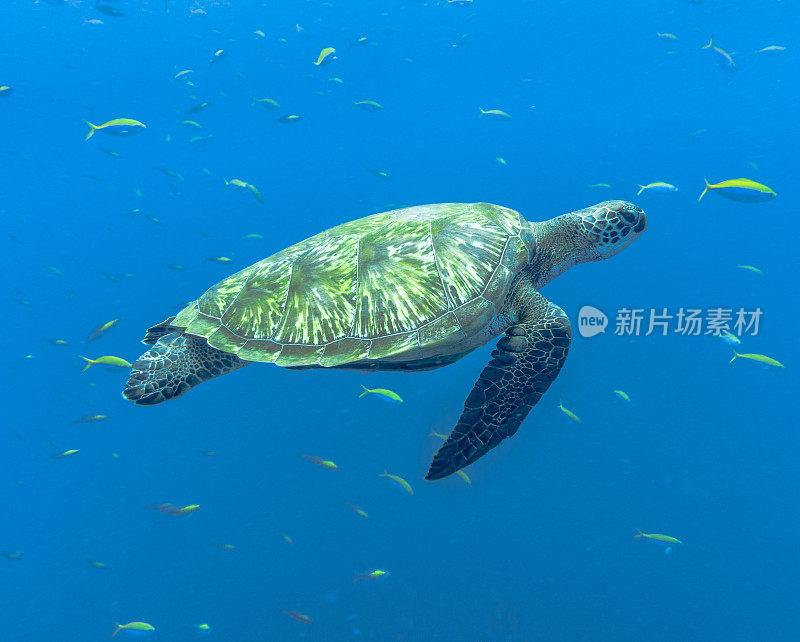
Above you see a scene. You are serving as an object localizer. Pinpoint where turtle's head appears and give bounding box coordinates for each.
[575,200,646,262]
[531,201,646,289]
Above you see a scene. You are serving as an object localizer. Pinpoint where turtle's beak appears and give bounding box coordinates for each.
[632,210,647,233]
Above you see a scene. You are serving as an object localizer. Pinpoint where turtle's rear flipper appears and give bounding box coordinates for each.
[123,332,248,405]
[426,294,571,480]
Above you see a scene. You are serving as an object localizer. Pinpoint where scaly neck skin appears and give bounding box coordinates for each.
[527,214,588,290]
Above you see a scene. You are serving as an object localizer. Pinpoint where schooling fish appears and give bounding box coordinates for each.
[353,100,383,112]
[252,97,280,109]
[479,108,511,119]
[636,182,677,196]
[702,38,736,72]
[758,45,786,55]
[359,385,402,403]
[80,355,132,372]
[737,264,764,275]
[283,610,311,624]
[47,449,79,460]
[313,47,336,66]
[378,470,413,495]
[84,118,145,140]
[111,622,155,637]
[558,402,582,423]
[274,114,301,124]
[635,529,682,554]
[301,454,339,470]
[699,178,776,203]
[87,318,120,342]
[716,331,741,347]
[354,569,389,582]
[729,351,784,368]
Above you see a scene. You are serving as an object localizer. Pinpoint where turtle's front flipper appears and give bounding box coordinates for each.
[123,332,248,405]
[426,290,571,480]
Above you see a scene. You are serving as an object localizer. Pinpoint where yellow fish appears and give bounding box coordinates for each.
[479,108,511,119]
[48,449,79,460]
[635,529,682,554]
[72,414,110,424]
[353,100,383,112]
[274,114,301,124]
[701,38,736,71]
[613,390,631,402]
[558,402,582,423]
[359,385,402,403]
[758,45,786,54]
[84,118,146,140]
[87,318,119,342]
[347,503,369,518]
[699,178,776,203]
[636,182,677,195]
[737,264,764,276]
[302,455,338,470]
[283,610,311,624]
[252,97,280,109]
[80,355,132,372]
[730,352,784,368]
[150,503,200,515]
[314,47,336,66]
[354,569,389,582]
[111,622,155,637]
[379,470,413,495]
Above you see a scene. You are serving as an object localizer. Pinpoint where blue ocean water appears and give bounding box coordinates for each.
[3,0,799,640]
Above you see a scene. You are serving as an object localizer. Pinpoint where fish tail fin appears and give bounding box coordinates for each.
[729,351,740,364]
[636,185,646,196]
[80,356,94,373]
[110,623,121,638]
[479,108,487,114]
[698,177,711,201]
[84,121,97,140]
[634,529,644,538]
[359,385,370,398]
[702,37,713,50]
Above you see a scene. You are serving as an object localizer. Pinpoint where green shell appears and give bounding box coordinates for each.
[172,203,534,367]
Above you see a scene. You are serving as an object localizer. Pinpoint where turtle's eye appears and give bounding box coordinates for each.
[619,207,639,225]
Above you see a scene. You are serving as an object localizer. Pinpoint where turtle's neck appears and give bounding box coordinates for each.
[527,213,587,290]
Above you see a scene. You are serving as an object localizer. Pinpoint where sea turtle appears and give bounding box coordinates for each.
[123,201,646,479]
